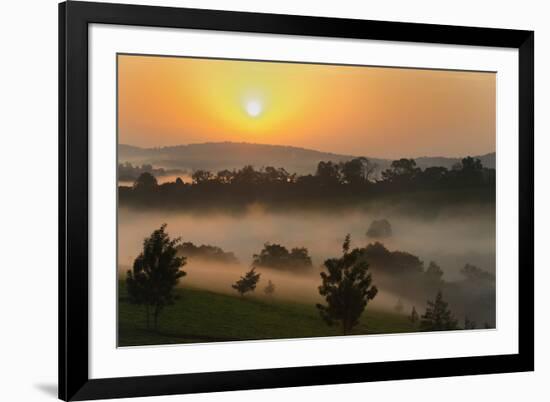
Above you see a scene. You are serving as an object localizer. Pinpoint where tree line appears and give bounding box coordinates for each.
[119,156,495,209]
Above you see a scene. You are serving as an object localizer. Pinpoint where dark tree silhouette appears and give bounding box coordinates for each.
[216,169,234,184]
[232,267,261,296]
[253,243,312,271]
[176,242,239,264]
[359,242,424,276]
[410,306,419,324]
[340,157,377,184]
[264,166,292,183]
[461,156,483,172]
[192,169,214,184]
[381,158,420,183]
[233,165,262,185]
[133,172,158,191]
[289,247,312,268]
[316,161,341,184]
[452,157,484,185]
[316,234,378,335]
[126,224,186,330]
[264,280,275,296]
[420,291,458,331]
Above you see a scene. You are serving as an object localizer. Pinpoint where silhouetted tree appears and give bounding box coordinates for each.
[340,157,377,184]
[192,169,214,184]
[316,234,378,335]
[264,280,275,296]
[232,267,261,296]
[133,172,158,191]
[381,158,420,183]
[253,243,312,271]
[126,224,186,330]
[176,242,239,264]
[359,242,424,275]
[410,306,419,324]
[316,161,341,184]
[216,169,234,184]
[461,156,483,172]
[454,156,484,185]
[289,247,312,268]
[233,165,261,185]
[420,291,458,331]
[264,166,291,183]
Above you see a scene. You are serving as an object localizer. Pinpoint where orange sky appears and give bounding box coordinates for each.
[118,54,495,158]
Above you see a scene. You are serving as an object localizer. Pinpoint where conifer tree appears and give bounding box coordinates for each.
[420,291,458,331]
[232,267,261,296]
[317,234,378,335]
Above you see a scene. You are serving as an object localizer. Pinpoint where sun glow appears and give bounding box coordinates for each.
[244,98,263,118]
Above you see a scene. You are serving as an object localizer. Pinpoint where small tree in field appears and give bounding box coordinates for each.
[316,234,378,335]
[126,224,186,331]
[232,267,261,296]
[420,291,458,331]
[264,280,275,297]
[410,306,419,324]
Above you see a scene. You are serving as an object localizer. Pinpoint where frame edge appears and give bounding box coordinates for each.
[58,2,67,400]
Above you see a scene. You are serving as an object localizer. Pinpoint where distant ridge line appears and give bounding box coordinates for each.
[119,141,495,162]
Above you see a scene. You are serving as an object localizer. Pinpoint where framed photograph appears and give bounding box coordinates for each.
[59,1,534,400]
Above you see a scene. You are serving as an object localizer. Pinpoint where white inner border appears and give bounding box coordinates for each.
[89,24,519,379]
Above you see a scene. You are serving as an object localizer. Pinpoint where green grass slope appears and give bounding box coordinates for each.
[118,284,419,347]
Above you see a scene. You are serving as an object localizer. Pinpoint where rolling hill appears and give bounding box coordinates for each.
[119,142,495,175]
[118,284,418,346]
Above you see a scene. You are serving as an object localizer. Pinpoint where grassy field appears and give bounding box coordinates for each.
[118,282,420,346]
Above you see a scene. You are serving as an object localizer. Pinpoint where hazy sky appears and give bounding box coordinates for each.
[118,54,495,159]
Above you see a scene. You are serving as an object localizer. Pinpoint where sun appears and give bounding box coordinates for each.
[243,98,264,118]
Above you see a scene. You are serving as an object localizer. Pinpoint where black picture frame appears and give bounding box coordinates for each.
[59,1,534,400]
